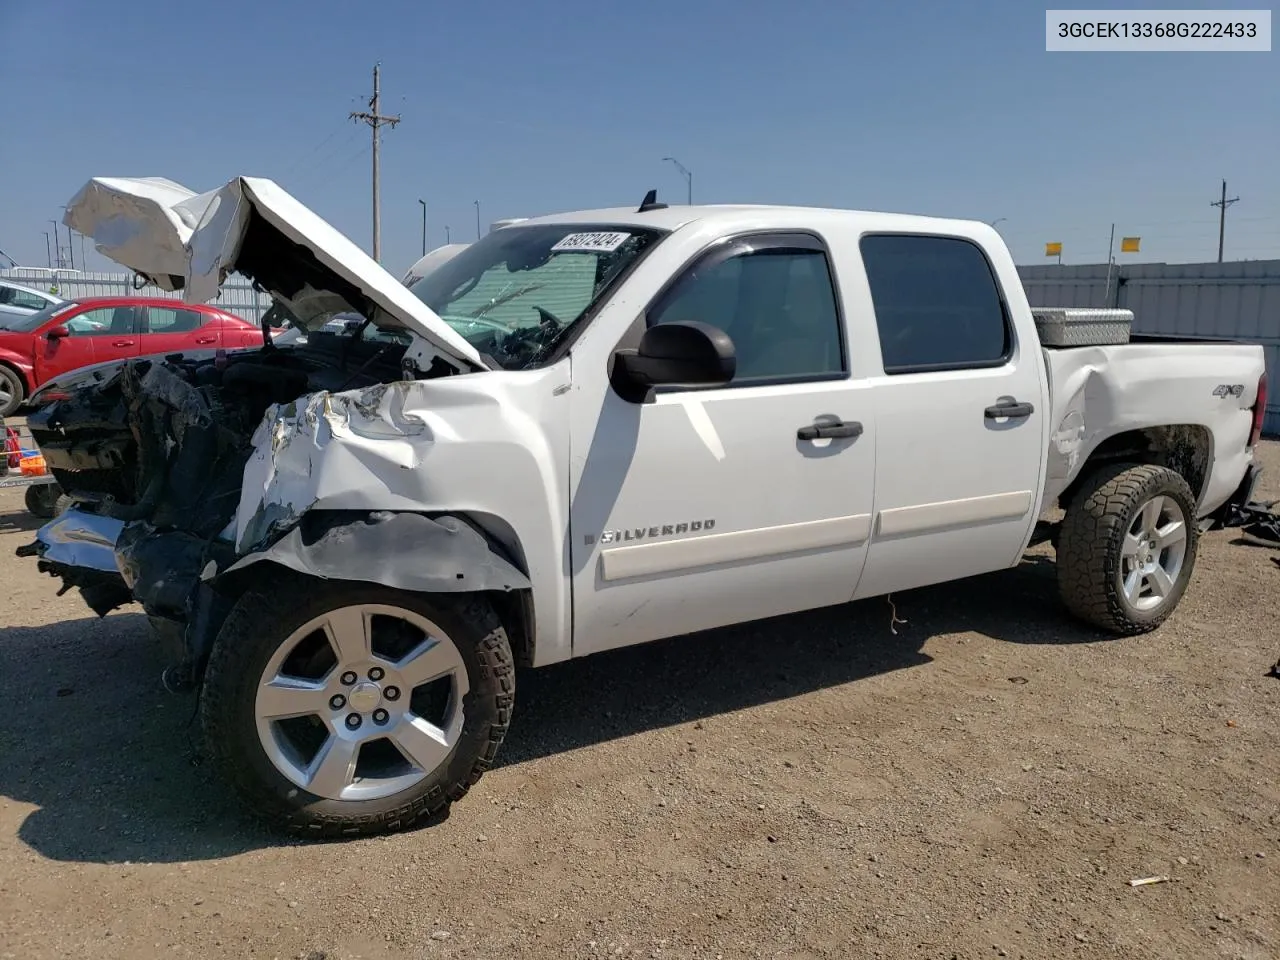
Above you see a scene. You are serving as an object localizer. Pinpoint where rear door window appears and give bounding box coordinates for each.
[859,235,1011,373]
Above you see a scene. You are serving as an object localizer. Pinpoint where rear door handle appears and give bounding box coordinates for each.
[112,339,135,347]
[798,420,863,441]
[984,399,1035,419]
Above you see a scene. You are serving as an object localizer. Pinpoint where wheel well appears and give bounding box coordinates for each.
[1058,425,1212,512]
[455,511,536,669]
[211,509,540,671]
[203,560,538,674]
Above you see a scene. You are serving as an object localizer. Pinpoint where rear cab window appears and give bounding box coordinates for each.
[859,234,1013,374]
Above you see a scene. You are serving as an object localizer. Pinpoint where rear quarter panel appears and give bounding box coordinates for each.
[1043,343,1265,515]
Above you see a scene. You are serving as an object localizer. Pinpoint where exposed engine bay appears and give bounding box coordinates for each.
[23,331,417,646]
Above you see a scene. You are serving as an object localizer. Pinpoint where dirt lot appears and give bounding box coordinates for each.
[1,446,1277,960]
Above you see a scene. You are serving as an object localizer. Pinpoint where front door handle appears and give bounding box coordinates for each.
[112,339,135,348]
[194,336,217,344]
[798,420,863,441]
[984,399,1035,420]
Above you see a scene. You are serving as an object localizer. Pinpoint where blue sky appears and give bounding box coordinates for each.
[1,0,1276,275]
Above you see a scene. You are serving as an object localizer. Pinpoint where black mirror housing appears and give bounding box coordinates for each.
[611,320,735,403]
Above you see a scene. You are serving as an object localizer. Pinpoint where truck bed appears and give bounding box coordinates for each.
[1041,340,1264,515]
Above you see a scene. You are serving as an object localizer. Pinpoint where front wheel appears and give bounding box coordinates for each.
[24,482,61,519]
[1057,463,1199,635]
[0,366,24,418]
[200,580,515,837]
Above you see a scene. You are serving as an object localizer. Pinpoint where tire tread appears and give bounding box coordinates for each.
[1056,462,1198,635]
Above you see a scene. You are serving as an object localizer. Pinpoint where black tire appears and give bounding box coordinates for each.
[1057,463,1199,635]
[24,483,60,519]
[200,580,515,837]
[0,366,24,418]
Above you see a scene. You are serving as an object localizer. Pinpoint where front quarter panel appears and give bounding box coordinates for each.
[231,364,574,664]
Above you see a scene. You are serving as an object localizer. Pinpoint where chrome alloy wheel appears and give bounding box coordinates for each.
[254,604,469,802]
[1118,494,1189,613]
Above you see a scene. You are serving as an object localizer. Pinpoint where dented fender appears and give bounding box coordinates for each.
[217,510,530,595]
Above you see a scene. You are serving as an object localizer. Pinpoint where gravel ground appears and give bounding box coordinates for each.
[1,444,1277,960]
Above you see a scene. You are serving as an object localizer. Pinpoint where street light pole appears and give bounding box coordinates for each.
[48,220,62,268]
[474,201,481,240]
[418,199,427,256]
[987,217,1007,229]
[662,157,692,204]
[445,225,451,244]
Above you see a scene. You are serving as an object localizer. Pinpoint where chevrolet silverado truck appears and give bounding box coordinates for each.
[21,176,1267,836]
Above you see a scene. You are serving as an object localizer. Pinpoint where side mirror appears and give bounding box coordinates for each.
[610,320,735,403]
[46,324,70,340]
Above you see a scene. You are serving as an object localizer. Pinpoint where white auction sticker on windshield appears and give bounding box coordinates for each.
[551,231,631,253]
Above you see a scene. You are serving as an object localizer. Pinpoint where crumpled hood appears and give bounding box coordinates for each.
[63,175,486,372]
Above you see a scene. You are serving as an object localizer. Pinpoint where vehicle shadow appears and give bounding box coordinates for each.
[499,552,1106,768]
[0,505,45,534]
[0,553,1104,864]
[0,611,288,865]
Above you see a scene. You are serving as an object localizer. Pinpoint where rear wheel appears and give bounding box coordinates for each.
[200,580,515,837]
[0,366,24,418]
[1057,463,1198,634]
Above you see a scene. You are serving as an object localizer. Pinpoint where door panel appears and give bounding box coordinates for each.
[34,305,141,384]
[143,305,218,352]
[569,233,876,656]
[854,234,1047,599]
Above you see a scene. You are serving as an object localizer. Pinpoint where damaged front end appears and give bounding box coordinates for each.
[21,343,332,673]
[20,173,537,685]
[19,328,529,682]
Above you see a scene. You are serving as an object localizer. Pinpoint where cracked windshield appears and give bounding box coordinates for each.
[409,224,664,368]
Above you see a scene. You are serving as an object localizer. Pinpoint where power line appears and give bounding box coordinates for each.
[349,62,400,263]
[1210,179,1240,263]
[280,124,354,180]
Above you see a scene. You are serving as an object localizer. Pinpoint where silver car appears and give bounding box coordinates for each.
[0,280,62,323]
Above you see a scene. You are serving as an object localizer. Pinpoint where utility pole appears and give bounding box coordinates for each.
[49,220,63,268]
[1210,179,1239,263]
[350,62,401,263]
[418,199,427,256]
[474,201,481,240]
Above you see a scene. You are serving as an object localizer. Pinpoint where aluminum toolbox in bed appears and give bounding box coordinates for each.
[1032,308,1133,347]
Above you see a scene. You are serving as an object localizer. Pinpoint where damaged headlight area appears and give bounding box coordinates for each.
[17,330,419,675]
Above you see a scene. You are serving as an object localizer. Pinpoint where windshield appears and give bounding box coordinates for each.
[0,299,77,332]
[407,224,665,369]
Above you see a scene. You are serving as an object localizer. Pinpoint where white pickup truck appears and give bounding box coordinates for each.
[23,176,1267,836]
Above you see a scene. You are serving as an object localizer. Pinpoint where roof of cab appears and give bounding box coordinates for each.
[510,203,994,238]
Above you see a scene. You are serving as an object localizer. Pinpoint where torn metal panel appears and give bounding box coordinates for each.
[27,508,124,573]
[233,380,452,554]
[221,510,530,595]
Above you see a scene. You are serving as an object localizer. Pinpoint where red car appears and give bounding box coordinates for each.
[0,296,264,415]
